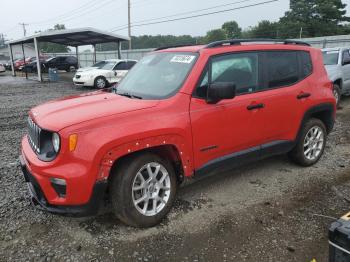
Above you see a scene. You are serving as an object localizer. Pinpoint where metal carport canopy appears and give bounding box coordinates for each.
[8,27,130,81]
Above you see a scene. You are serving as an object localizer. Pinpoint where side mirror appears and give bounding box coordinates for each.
[206,82,236,104]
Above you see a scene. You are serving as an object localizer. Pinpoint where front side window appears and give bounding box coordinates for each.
[114,62,127,70]
[322,51,339,65]
[196,52,259,98]
[266,51,299,89]
[116,52,198,99]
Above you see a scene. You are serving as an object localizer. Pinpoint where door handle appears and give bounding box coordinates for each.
[247,103,265,110]
[297,92,311,99]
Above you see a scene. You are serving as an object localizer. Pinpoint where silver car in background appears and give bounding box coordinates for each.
[322,47,350,105]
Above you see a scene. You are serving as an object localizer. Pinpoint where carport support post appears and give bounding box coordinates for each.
[9,44,15,77]
[75,46,79,69]
[93,44,97,64]
[21,43,27,79]
[117,41,121,59]
[34,37,42,82]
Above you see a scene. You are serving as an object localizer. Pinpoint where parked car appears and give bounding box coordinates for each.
[22,57,52,73]
[43,56,78,72]
[0,63,5,73]
[73,59,137,88]
[14,57,37,71]
[20,39,336,227]
[322,47,350,105]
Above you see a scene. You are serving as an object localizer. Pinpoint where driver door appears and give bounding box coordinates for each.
[190,52,266,171]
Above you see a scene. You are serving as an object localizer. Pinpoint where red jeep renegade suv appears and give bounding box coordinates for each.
[20,39,336,227]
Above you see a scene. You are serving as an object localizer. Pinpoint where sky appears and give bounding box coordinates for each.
[0,0,349,41]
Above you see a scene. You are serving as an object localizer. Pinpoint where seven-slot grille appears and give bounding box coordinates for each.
[27,117,41,154]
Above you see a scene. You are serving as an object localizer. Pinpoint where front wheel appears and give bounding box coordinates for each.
[288,118,327,167]
[94,76,107,89]
[333,84,341,107]
[109,153,178,227]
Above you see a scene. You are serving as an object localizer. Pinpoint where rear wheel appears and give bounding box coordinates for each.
[333,84,341,107]
[288,118,327,167]
[109,153,178,227]
[94,76,107,89]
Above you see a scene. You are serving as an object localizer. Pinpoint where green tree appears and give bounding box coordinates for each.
[278,0,350,38]
[222,21,242,39]
[244,20,279,39]
[204,29,227,43]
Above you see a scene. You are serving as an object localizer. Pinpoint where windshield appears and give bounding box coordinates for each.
[92,61,109,68]
[116,52,198,99]
[96,61,116,70]
[322,51,339,65]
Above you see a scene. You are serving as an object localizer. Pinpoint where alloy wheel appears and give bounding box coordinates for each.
[303,126,325,161]
[96,78,106,88]
[132,162,171,216]
[333,88,339,105]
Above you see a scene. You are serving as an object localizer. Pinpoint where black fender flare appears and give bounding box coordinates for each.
[297,103,335,140]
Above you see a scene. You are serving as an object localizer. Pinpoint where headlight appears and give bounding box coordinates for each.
[52,133,60,152]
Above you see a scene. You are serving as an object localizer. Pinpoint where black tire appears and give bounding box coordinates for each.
[109,152,178,228]
[94,76,108,89]
[288,118,327,167]
[333,84,341,107]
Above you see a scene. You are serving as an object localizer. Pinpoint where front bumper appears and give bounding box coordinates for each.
[19,154,107,217]
[73,76,94,87]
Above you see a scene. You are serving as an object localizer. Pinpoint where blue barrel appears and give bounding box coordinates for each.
[48,68,59,81]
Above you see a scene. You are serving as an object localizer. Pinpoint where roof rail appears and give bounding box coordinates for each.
[205,39,311,48]
[154,43,200,51]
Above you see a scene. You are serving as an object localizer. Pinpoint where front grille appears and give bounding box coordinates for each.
[27,117,41,154]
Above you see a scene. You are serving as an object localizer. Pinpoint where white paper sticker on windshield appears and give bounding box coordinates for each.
[170,55,195,64]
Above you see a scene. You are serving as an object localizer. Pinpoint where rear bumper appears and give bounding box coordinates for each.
[19,155,107,216]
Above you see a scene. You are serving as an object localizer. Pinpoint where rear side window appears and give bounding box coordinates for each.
[265,51,299,89]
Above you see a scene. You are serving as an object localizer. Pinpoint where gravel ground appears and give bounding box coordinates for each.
[1,73,350,261]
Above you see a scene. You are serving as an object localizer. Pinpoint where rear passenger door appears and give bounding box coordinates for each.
[256,50,313,146]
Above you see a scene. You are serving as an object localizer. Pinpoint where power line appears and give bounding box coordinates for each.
[28,0,104,25]
[111,0,279,32]
[109,0,255,31]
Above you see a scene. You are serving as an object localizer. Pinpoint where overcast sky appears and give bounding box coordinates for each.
[1,0,349,41]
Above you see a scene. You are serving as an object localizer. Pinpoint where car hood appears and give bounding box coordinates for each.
[30,91,159,131]
[77,69,112,76]
[76,67,98,73]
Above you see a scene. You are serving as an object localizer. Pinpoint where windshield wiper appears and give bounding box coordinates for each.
[117,92,143,99]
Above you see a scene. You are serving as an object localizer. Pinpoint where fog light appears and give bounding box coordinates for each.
[50,178,66,198]
[69,134,78,151]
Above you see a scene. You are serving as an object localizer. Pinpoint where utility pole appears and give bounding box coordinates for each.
[128,0,131,50]
[299,27,303,39]
[19,23,29,37]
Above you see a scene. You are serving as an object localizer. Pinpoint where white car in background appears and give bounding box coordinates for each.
[0,63,5,73]
[73,59,137,88]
